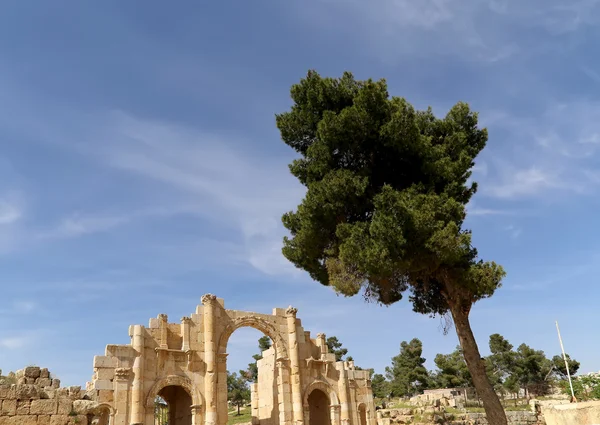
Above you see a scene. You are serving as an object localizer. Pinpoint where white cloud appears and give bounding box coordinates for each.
[0,200,21,224]
[68,111,306,277]
[0,336,30,350]
[292,0,600,63]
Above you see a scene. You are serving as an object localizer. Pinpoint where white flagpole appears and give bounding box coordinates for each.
[556,321,576,402]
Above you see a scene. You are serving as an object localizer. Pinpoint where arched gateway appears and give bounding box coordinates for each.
[87,295,376,425]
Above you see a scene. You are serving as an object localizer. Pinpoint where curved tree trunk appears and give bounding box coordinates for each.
[450,302,508,425]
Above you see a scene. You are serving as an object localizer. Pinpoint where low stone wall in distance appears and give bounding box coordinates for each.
[377,407,544,425]
[0,366,110,425]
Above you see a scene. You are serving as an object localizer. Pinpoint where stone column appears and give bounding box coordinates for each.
[113,367,132,425]
[348,381,358,425]
[286,306,303,425]
[181,316,192,352]
[276,357,292,425]
[338,365,351,425]
[330,404,341,425]
[131,325,146,424]
[203,294,218,425]
[159,314,168,349]
[251,383,259,425]
[217,353,229,425]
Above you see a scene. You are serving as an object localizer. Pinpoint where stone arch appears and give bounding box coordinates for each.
[217,315,288,359]
[145,374,203,410]
[88,403,115,425]
[303,379,340,406]
[358,403,367,425]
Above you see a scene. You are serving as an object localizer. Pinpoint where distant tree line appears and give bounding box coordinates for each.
[370,335,580,401]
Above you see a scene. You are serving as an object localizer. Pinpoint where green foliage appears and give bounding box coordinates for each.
[551,354,580,380]
[371,373,390,399]
[228,406,252,425]
[433,346,472,388]
[562,374,600,401]
[326,336,348,361]
[276,70,504,314]
[385,338,430,397]
[227,372,251,415]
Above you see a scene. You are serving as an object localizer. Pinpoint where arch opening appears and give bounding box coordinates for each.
[219,322,283,425]
[358,403,367,425]
[155,385,193,425]
[308,389,330,425]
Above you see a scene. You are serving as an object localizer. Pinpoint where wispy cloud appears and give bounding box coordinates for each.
[504,224,522,239]
[59,111,306,277]
[479,99,600,200]
[0,336,31,350]
[293,0,600,63]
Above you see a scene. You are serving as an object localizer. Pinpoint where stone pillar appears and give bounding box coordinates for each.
[251,383,259,425]
[113,367,131,425]
[181,316,192,352]
[203,294,218,425]
[276,357,292,425]
[159,314,168,349]
[131,325,145,424]
[338,366,351,425]
[348,381,358,425]
[286,306,304,425]
[330,405,341,425]
[217,353,229,425]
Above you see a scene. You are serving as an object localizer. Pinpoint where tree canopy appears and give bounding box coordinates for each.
[326,336,349,361]
[277,70,506,424]
[385,338,430,397]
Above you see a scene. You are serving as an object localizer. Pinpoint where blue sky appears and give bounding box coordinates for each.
[1,0,600,386]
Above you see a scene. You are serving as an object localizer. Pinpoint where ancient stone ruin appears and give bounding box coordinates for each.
[81,294,375,425]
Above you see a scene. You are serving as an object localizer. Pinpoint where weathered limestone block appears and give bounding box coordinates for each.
[30,399,58,415]
[12,416,38,425]
[68,415,88,425]
[57,400,73,415]
[51,379,60,389]
[94,369,114,381]
[0,386,10,400]
[0,399,16,415]
[92,356,117,369]
[37,378,52,388]
[16,400,30,415]
[92,380,112,391]
[24,367,41,379]
[40,369,50,379]
[15,384,41,400]
[38,415,52,424]
[72,400,97,415]
[50,415,71,425]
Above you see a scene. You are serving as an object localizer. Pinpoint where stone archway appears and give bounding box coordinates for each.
[303,380,340,425]
[358,403,367,425]
[216,315,288,358]
[146,375,203,425]
[215,316,291,425]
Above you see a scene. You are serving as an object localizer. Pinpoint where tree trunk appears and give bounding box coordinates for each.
[238,404,241,416]
[450,302,508,425]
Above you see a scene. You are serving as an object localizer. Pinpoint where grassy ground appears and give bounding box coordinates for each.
[228,406,252,425]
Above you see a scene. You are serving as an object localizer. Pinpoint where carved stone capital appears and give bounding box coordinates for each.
[181,316,192,324]
[330,404,341,412]
[316,333,325,339]
[158,313,168,322]
[216,353,229,363]
[114,367,132,381]
[201,294,217,305]
[285,306,298,317]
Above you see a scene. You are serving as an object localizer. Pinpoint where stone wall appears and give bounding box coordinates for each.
[541,400,600,425]
[377,407,544,425]
[0,366,110,425]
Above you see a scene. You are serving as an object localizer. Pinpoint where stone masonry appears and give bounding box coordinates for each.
[0,366,110,425]
[84,294,376,425]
